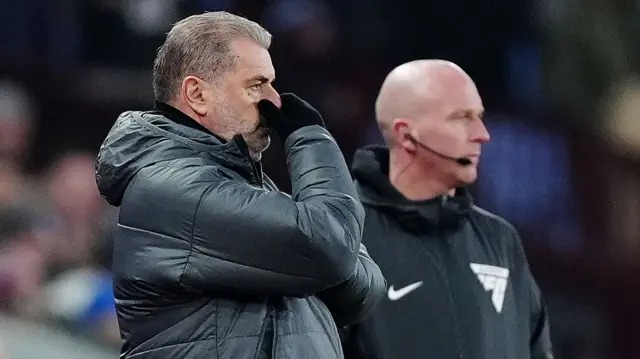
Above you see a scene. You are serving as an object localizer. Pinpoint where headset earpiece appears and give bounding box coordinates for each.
[404,132,418,144]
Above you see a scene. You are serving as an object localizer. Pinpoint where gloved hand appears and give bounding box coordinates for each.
[257,93,326,141]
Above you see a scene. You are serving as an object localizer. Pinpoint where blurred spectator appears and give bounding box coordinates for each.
[119,0,181,36]
[0,1,637,357]
[0,80,38,207]
[0,165,28,207]
[536,0,640,125]
[40,151,114,275]
[0,204,46,319]
[603,77,640,158]
[13,151,122,347]
[41,264,118,346]
[0,79,34,169]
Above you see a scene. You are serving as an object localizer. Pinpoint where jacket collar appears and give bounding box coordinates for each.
[152,101,222,139]
[352,145,472,232]
[148,102,263,185]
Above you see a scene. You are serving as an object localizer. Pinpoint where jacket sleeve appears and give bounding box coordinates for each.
[511,229,555,359]
[182,125,365,296]
[316,244,387,327]
[529,271,555,359]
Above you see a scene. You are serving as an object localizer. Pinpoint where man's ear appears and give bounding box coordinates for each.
[181,76,208,116]
[392,118,417,152]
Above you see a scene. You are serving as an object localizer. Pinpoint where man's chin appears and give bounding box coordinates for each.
[248,135,271,161]
[457,168,478,185]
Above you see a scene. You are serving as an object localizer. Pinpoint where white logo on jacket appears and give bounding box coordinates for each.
[469,263,509,313]
[387,281,423,301]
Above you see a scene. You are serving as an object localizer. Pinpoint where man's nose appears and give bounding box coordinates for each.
[472,119,491,144]
[264,86,281,108]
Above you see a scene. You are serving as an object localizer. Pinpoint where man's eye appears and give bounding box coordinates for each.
[251,83,262,90]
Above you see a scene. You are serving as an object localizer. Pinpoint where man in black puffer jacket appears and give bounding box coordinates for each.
[95,11,386,359]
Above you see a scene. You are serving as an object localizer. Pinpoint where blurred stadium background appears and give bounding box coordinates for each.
[0,0,639,358]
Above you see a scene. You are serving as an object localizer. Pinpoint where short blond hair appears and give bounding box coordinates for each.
[152,11,272,102]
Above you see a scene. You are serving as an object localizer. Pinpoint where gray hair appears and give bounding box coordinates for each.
[152,11,272,103]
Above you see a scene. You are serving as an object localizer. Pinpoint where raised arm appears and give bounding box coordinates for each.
[183,124,365,296]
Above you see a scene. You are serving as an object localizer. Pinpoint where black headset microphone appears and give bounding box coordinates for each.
[404,134,472,166]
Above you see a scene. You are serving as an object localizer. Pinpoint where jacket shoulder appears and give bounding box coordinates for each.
[118,159,225,230]
[470,205,520,241]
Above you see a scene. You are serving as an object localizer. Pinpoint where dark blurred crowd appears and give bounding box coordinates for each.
[0,79,119,348]
[0,0,639,358]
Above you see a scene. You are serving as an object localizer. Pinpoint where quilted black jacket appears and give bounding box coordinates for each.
[95,106,386,359]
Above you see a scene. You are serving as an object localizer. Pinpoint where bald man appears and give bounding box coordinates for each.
[343,60,554,359]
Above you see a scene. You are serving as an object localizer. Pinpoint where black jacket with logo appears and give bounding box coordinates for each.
[343,146,554,359]
[95,104,386,359]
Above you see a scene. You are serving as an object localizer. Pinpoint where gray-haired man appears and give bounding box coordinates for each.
[95,11,386,359]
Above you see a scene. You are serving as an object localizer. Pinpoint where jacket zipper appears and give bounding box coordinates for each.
[435,226,465,359]
[233,135,261,186]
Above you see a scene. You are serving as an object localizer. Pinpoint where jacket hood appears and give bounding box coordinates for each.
[351,145,473,230]
[95,110,258,206]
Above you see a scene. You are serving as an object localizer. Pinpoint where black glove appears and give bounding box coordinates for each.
[257,93,326,141]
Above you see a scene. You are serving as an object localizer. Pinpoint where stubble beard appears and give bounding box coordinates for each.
[215,102,271,160]
[247,124,271,160]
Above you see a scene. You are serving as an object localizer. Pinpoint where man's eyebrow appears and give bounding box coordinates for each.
[247,75,274,84]
[451,109,485,117]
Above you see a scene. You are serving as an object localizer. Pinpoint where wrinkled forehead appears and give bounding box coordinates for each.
[230,38,275,80]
